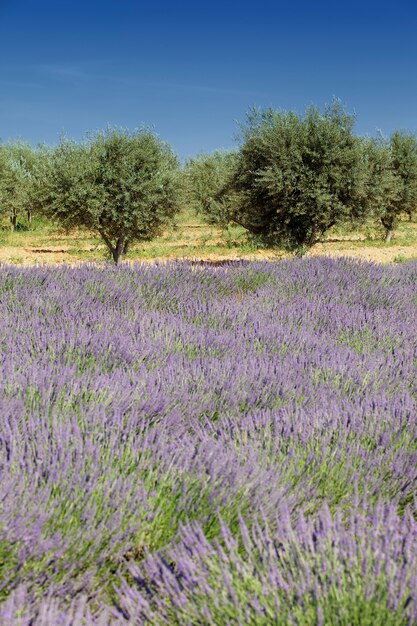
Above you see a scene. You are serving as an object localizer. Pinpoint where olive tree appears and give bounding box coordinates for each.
[224,103,370,253]
[357,136,399,240]
[379,131,417,241]
[43,129,181,264]
[183,151,238,224]
[25,145,55,223]
[0,142,35,230]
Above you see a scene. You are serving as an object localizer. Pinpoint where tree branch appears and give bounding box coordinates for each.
[98,229,115,254]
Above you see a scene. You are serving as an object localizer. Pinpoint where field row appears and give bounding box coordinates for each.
[0,258,416,624]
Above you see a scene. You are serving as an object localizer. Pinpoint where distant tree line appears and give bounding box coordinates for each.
[0,103,416,263]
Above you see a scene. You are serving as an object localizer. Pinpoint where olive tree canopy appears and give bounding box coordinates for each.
[183,151,238,225]
[43,129,181,263]
[0,142,36,230]
[381,131,417,240]
[224,103,371,253]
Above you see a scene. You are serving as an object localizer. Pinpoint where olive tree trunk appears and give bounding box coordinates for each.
[384,228,394,243]
[99,230,129,265]
[10,211,17,231]
[112,238,125,265]
[381,216,396,243]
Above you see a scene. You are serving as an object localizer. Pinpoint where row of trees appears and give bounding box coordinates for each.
[185,104,417,251]
[0,130,181,263]
[1,102,416,263]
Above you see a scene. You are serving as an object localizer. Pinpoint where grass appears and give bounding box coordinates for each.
[0,209,416,265]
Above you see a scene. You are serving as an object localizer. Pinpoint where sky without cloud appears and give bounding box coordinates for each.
[0,0,416,159]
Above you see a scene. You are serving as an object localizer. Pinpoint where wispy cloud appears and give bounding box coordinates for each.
[100,75,268,98]
[33,64,90,81]
[22,62,268,98]
[0,79,41,89]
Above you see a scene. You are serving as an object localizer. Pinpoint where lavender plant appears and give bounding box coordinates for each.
[0,258,416,624]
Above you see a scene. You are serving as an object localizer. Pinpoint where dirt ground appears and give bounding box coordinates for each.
[0,213,416,266]
[308,243,417,264]
[0,241,416,266]
[0,244,95,265]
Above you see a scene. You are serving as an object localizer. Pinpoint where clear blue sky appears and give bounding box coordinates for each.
[0,0,416,159]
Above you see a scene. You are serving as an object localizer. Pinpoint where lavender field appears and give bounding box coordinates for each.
[0,258,417,625]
